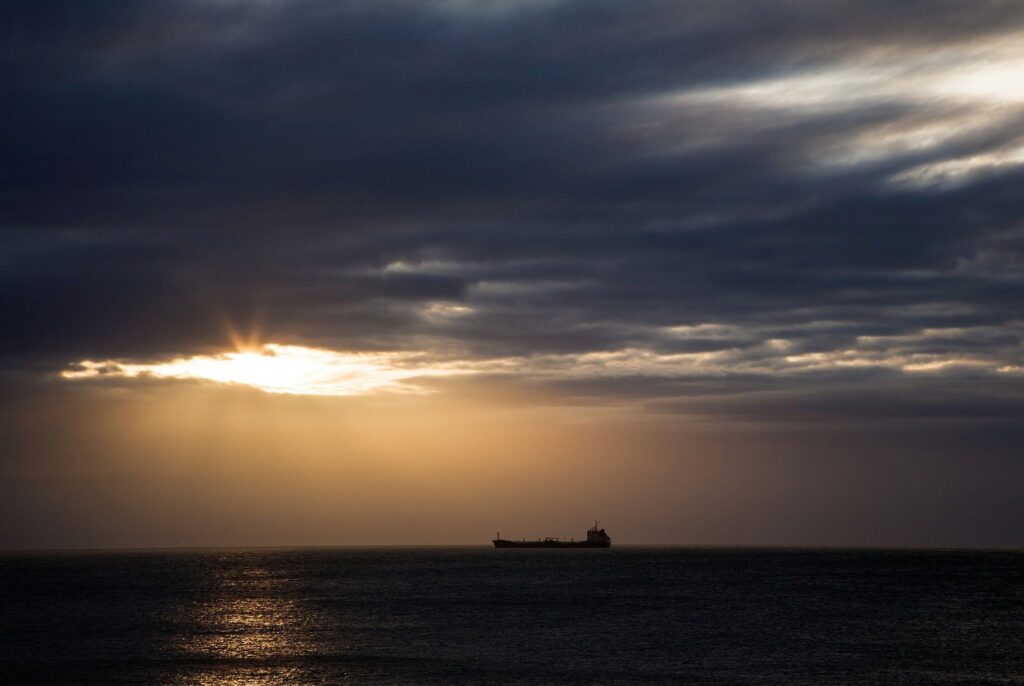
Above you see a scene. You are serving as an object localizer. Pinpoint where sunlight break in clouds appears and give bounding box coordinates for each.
[61,344,470,396]
[61,329,1024,398]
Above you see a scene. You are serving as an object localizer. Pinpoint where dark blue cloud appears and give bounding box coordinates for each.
[2,0,1023,424]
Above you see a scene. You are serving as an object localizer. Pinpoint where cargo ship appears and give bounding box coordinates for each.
[492,522,611,548]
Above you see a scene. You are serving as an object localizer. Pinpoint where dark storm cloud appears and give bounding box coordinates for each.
[3,0,1024,420]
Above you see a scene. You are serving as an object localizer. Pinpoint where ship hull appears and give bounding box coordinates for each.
[492,539,610,548]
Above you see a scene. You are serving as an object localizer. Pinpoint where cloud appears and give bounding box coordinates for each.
[2,0,1024,426]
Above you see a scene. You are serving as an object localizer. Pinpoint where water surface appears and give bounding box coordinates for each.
[2,547,1022,684]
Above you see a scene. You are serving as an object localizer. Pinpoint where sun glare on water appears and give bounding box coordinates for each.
[61,344,467,397]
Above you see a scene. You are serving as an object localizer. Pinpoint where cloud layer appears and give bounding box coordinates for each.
[4,0,1024,423]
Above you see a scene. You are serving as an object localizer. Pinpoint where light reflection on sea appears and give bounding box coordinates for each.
[164,553,335,685]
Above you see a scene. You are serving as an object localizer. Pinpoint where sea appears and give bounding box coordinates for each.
[1,547,1022,685]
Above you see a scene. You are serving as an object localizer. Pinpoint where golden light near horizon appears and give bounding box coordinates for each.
[61,343,470,397]
[59,329,1024,399]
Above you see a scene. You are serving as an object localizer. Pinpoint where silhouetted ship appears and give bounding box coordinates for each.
[492,523,611,548]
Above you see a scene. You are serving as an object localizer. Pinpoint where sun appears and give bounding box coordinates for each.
[61,344,467,397]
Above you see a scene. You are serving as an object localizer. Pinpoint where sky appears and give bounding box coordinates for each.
[2,0,1023,548]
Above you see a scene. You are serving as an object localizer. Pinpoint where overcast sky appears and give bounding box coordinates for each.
[2,1,1023,548]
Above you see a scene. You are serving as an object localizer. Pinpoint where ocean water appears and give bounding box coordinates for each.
[1,547,1022,685]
